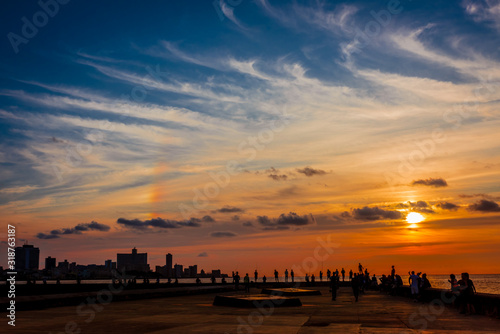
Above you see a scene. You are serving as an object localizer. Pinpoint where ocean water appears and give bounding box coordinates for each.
[6,274,500,294]
[400,274,500,295]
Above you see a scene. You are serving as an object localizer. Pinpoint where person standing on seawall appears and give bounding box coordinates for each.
[409,271,419,302]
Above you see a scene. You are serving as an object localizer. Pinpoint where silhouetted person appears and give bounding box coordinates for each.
[43,277,47,284]
[352,273,359,302]
[211,275,216,284]
[285,269,289,283]
[341,268,345,281]
[409,271,419,302]
[330,273,338,301]
[262,275,266,283]
[305,273,310,283]
[234,272,240,290]
[327,269,331,280]
[358,263,363,273]
[419,273,431,300]
[254,270,258,282]
[196,277,201,285]
[458,272,476,315]
[449,274,459,295]
[391,265,396,279]
[244,273,250,293]
[319,271,323,281]
[290,269,294,283]
[274,269,279,282]
[311,274,315,285]
[349,269,353,281]
[221,277,227,284]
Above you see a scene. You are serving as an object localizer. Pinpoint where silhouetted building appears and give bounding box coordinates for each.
[189,265,197,277]
[166,253,172,273]
[58,259,69,272]
[117,247,149,273]
[104,259,116,269]
[45,256,56,270]
[15,244,40,271]
[174,264,183,278]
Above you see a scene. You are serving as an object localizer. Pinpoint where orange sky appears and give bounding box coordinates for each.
[2,1,500,277]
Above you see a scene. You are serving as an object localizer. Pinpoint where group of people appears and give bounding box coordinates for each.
[231,265,479,315]
[449,272,476,315]
[407,271,432,301]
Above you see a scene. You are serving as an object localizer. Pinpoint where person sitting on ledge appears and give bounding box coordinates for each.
[418,273,431,301]
[449,274,460,295]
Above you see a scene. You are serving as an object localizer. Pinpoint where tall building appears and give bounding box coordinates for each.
[45,256,56,270]
[166,253,172,270]
[15,244,40,271]
[116,247,149,273]
[166,253,173,277]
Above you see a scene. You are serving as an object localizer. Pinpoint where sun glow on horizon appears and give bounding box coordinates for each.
[406,212,425,225]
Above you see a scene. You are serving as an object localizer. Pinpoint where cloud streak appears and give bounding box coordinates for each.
[36,221,110,239]
[116,216,214,230]
[411,178,448,188]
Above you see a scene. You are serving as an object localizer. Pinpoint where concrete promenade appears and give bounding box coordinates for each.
[9,286,500,333]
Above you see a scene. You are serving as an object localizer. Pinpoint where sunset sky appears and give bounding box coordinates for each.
[1,0,500,275]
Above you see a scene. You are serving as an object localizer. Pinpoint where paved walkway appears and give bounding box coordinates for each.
[11,286,500,333]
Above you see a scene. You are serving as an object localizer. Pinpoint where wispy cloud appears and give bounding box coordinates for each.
[463,0,500,31]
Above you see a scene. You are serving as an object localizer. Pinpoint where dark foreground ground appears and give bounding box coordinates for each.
[7,286,500,333]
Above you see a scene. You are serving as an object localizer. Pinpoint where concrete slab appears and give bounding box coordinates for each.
[9,286,500,333]
[261,288,322,296]
[213,293,302,307]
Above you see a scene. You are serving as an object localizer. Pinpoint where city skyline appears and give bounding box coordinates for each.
[1,0,500,275]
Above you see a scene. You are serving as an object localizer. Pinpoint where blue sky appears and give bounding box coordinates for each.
[1,0,500,273]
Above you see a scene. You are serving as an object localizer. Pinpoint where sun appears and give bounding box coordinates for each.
[406,212,425,224]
